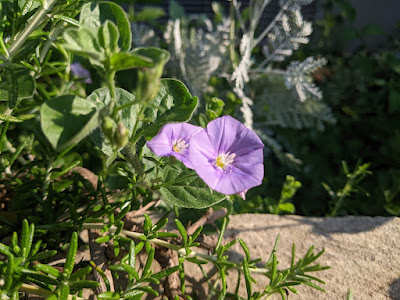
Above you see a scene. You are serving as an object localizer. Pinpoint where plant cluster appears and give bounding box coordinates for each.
[267,0,400,216]
[0,0,330,299]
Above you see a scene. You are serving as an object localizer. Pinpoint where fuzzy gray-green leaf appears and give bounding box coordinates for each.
[80,2,131,52]
[87,87,137,155]
[41,95,99,151]
[141,79,198,139]
[159,165,225,209]
[0,64,36,106]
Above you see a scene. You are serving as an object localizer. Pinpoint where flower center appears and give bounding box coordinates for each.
[172,138,189,154]
[215,152,236,171]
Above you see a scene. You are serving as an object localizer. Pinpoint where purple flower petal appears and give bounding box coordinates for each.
[189,115,264,195]
[146,123,202,169]
[70,62,92,84]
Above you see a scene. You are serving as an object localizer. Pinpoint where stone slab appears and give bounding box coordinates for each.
[217,214,400,299]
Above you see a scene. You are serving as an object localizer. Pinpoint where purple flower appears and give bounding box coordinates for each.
[70,62,92,84]
[146,123,201,169]
[189,115,264,196]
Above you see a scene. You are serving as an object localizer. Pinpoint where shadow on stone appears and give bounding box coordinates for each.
[389,277,400,300]
[224,215,393,239]
[286,215,393,237]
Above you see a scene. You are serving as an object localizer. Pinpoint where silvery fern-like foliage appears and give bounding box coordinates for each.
[231,0,317,128]
[254,74,335,131]
[131,23,160,48]
[261,7,312,63]
[285,57,327,101]
[164,18,230,97]
[135,0,333,166]
[250,73,335,166]
[279,0,314,6]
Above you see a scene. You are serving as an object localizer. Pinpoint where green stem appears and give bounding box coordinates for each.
[105,69,118,119]
[8,0,58,59]
[82,224,272,274]
[124,143,144,177]
[19,283,84,300]
[229,0,237,69]
[39,23,65,63]
[130,104,147,143]
[0,31,9,59]
[19,283,52,298]
[123,230,181,251]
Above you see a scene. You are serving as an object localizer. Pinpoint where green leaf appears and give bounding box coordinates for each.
[0,243,12,257]
[133,286,159,296]
[153,216,168,232]
[3,254,14,291]
[80,2,131,52]
[41,95,100,151]
[87,87,137,155]
[169,0,186,19]
[28,250,57,262]
[35,263,62,278]
[159,165,226,208]
[20,268,60,285]
[174,219,187,245]
[64,232,78,278]
[19,0,41,14]
[60,284,70,300]
[52,14,79,27]
[69,280,100,291]
[152,265,179,280]
[121,263,139,281]
[21,219,34,260]
[0,114,24,123]
[143,247,155,276]
[206,97,225,120]
[141,79,198,139]
[242,258,252,299]
[135,7,165,22]
[0,64,36,106]
[129,47,170,103]
[97,292,121,299]
[98,20,119,54]
[110,52,153,72]
[143,214,152,235]
[122,290,145,299]
[128,240,136,268]
[63,28,103,60]
[278,202,295,214]
[238,238,250,261]
[95,235,111,243]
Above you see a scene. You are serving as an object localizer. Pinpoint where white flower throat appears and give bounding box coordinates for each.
[215,152,236,171]
[172,138,189,154]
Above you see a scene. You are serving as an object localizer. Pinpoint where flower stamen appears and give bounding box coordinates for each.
[215,152,236,171]
[173,138,189,154]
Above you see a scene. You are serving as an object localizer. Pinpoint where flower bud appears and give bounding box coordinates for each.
[131,48,170,102]
[114,121,129,150]
[101,116,116,141]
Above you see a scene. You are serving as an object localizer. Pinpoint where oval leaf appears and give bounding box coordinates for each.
[141,79,198,139]
[110,52,154,72]
[63,28,103,60]
[159,165,225,209]
[87,87,137,155]
[0,64,36,106]
[41,95,99,151]
[80,2,131,52]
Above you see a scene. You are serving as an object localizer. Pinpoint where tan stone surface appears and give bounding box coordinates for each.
[216,214,400,300]
[47,214,399,299]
